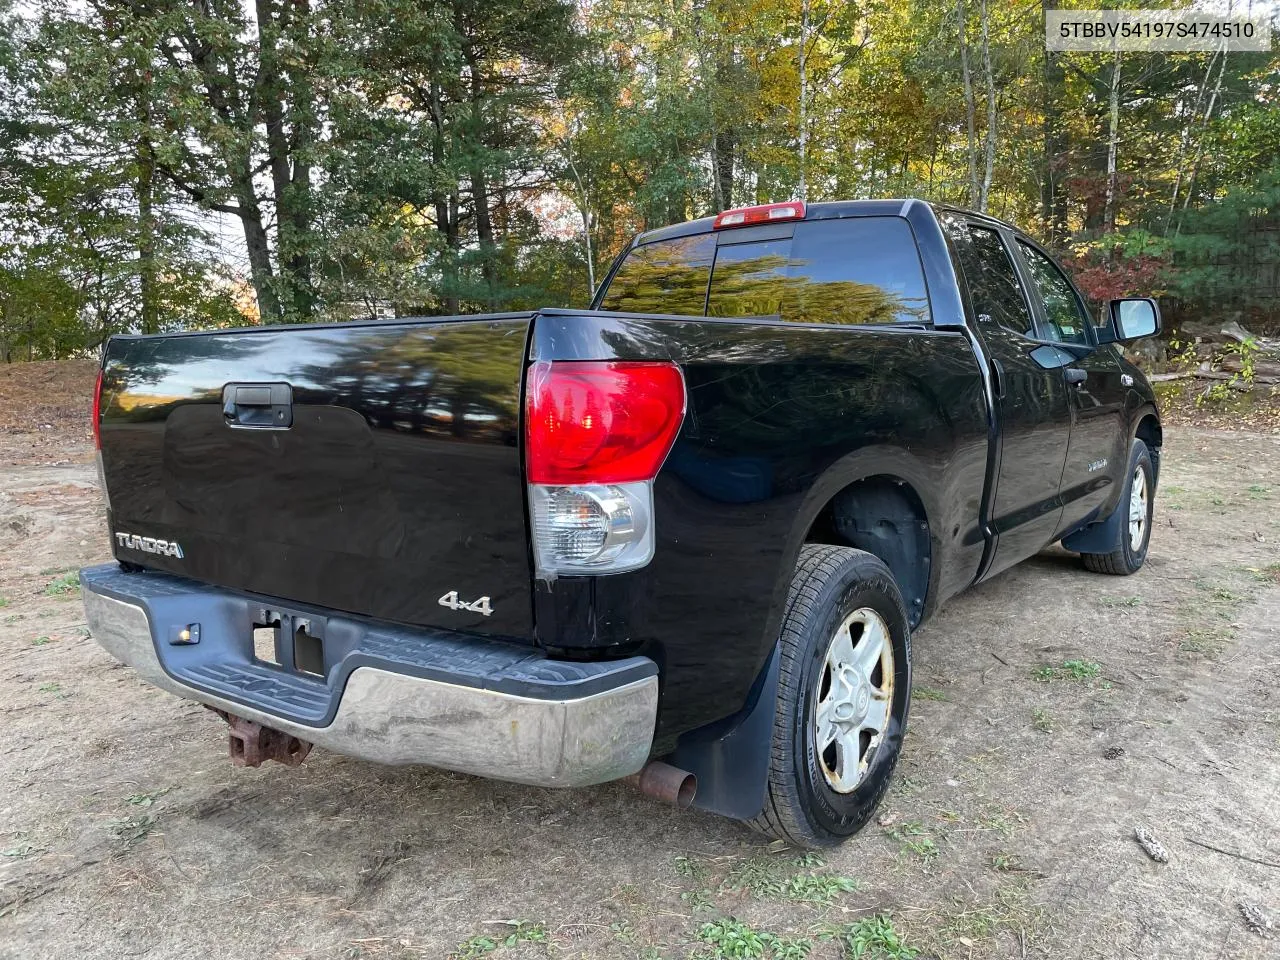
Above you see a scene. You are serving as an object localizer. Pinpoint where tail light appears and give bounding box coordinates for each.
[713,201,805,230]
[525,361,685,577]
[92,367,111,512]
[92,368,104,449]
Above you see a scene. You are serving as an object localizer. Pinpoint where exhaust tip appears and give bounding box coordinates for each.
[625,761,697,810]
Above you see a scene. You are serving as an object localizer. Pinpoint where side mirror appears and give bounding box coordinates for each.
[1103,298,1161,343]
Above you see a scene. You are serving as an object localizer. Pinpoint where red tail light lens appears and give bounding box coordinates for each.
[525,361,686,485]
[92,368,104,449]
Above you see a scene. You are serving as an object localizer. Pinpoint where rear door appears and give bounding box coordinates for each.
[943,217,1073,578]
[99,315,535,639]
[1012,238,1128,534]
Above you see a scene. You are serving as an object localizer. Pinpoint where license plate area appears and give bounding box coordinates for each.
[251,607,329,679]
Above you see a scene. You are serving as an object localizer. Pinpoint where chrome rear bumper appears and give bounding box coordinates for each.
[82,566,657,787]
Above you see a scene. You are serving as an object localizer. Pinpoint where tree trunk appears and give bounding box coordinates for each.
[1166,48,1218,233]
[798,0,808,201]
[463,39,498,309]
[241,201,280,322]
[1179,48,1228,222]
[129,52,159,335]
[1102,50,1121,236]
[471,163,497,309]
[427,79,460,314]
[256,0,313,321]
[1040,2,1067,244]
[563,145,595,298]
[978,0,996,212]
[957,0,978,206]
[136,132,158,334]
[714,127,735,211]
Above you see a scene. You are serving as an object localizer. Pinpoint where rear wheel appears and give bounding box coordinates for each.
[1081,440,1154,576]
[749,545,911,848]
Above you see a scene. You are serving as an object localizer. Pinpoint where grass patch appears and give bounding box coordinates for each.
[681,888,716,913]
[889,821,939,860]
[450,922,548,959]
[911,686,947,702]
[109,814,158,846]
[2,839,44,859]
[721,853,858,904]
[1179,628,1230,658]
[38,681,62,694]
[697,919,766,959]
[823,915,918,959]
[1031,708,1054,733]
[32,635,52,646]
[697,920,812,959]
[1194,579,1252,619]
[932,883,1045,954]
[43,571,80,596]
[1246,562,1280,585]
[1098,595,1142,608]
[126,788,171,808]
[1032,659,1101,682]
[675,855,710,880]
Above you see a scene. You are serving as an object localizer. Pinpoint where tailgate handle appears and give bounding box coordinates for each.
[222,383,293,428]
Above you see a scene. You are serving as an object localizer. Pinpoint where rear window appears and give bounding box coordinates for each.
[597,234,715,315]
[599,216,930,325]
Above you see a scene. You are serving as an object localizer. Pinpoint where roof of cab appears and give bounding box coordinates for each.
[629,198,1030,250]
[632,199,929,248]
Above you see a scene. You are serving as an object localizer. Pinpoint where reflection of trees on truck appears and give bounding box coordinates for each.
[601,217,930,326]
[297,322,524,442]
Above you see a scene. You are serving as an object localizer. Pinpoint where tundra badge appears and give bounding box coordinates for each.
[115,532,185,558]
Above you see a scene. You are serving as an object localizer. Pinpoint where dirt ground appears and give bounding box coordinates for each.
[1,360,1278,960]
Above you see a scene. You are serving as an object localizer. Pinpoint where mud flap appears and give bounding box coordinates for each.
[669,644,780,821]
[1061,497,1124,554]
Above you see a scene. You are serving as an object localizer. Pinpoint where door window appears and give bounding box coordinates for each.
[1016,241,1090,346]
[947,221,1036,337]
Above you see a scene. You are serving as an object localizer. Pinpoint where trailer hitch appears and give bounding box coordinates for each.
[211,709,314,768]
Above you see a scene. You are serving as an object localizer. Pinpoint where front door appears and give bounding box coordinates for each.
[1012,238,1128,534]
[944,217,1074,579]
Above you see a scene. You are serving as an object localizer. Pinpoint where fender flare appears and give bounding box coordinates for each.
[671,449,937,822]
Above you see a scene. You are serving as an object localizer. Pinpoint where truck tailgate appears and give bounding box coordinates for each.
[98,315,535,640]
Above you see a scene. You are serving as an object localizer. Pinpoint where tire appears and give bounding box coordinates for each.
[1081,440,1154,576]
[748,544,912,848]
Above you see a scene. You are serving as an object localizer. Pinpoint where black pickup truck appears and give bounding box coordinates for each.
[82,199,1162,847]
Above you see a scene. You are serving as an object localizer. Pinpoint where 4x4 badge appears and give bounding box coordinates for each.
[438,590,493,617]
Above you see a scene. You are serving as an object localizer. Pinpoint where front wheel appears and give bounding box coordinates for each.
[748,545,911,848]
[1081,439,1154,576]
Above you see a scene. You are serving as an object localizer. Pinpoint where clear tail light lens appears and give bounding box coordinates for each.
[529,482,653,575]
[524,361,684,578]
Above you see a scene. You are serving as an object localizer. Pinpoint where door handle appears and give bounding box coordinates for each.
[1064,368,1088,385]
[990,358,1007,399]
[222,382,293,428]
